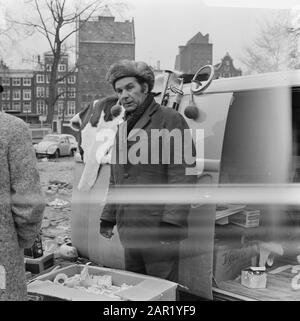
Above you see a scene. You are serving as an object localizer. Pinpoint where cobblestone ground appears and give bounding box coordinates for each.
[37,156,75,254]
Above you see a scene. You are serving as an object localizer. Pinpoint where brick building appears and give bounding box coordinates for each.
[175,32,213,74]
[214,52,242,79]
[34,52,77,133]
[77,8,135,109]
[0,59,40,123]
[0,52,77,134]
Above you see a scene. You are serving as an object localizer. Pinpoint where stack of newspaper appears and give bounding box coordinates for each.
[229,208,260,228]
[215,204,246,225]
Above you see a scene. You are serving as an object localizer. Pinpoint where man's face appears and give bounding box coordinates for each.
[114,76,148,113]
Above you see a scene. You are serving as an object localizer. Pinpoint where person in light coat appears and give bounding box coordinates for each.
[0,110,45,301]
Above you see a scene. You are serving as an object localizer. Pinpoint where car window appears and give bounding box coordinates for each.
[43,135,59,142]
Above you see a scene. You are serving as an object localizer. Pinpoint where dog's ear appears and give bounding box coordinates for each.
[90,100,103,127]
[70,113,82,131]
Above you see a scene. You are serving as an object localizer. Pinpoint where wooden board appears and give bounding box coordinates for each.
[71,162,124,268]
[216,267,300,301]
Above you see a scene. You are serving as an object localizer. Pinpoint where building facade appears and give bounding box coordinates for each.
[175,32,213,74]
[214,52,242,79]
[34,52,77,133]
[77,9,135,110]
[0,59,38,122]
[0,52,77,134]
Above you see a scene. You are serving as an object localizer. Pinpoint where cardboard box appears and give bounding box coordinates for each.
[25,253,54,274]
[241,268,267,289]
[213,241,257,282]
[229,208,260,228]
[27,264,177,301]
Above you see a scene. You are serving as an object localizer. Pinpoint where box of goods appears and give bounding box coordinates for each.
[241,267,267,289]
[27,264,177,301]
[229,208,260,228]
[213,240,257,282]
[25,253,54,274]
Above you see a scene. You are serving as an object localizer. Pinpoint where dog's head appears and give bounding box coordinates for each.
[70,96,124,161]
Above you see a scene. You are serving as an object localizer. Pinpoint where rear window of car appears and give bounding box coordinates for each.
[43,135,60,142]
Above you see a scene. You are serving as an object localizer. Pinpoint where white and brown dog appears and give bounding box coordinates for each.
[70,97,125,191]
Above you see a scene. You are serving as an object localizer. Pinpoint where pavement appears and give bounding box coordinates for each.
[37,156,75,257]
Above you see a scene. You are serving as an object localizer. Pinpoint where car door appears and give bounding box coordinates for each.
[59,137,69,156]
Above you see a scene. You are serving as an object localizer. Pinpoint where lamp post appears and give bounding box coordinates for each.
[23,105,29,124]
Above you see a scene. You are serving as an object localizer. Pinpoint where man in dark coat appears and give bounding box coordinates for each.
[99,60,196,282]
[0,110,45,300]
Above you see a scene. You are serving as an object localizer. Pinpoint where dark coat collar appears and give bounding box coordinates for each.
[127,99,159,140]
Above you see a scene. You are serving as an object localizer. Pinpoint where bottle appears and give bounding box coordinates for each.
[24,230,43,258]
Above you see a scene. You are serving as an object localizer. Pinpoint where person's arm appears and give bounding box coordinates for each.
[8,119,46,248]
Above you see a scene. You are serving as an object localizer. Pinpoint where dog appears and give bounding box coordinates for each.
[70,97,125,191]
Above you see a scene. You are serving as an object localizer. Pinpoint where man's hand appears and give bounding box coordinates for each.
[99,219,115,239]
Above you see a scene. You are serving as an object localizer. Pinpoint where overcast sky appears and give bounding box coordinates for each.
[1,0,299,71]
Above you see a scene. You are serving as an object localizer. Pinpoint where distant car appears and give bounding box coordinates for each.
[63,134,78,150]
[34,134,77,158]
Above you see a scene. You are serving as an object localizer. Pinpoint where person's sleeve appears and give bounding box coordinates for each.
[161,112,197,232]
[8,120,46,248]
[100,165,117,225]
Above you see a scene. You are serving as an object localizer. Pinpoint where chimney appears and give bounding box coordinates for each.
[156,60,161,70]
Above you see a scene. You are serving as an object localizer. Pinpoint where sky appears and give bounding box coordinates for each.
[0,0,299,71]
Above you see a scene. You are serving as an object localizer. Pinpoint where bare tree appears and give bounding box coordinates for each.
[13,0,109,124]
[240,12,300,75]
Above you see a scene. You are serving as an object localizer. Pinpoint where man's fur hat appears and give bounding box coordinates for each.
[106,60,155,92]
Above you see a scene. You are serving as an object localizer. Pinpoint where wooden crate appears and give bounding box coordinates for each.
[215,266,300,301]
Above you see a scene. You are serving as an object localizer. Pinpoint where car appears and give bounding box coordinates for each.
[63,134,78,150]
[34,134,77,158]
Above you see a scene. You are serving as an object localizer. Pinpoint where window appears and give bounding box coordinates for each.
[36,87,45,98]
[12,78,21,86]
[58,87,65,98]
[58,77,66,84]
[37,100,47,115]
[67,101,76,116]
[46,74,50,84]
[12,102,21,111]
[46,87,49,97]
[68,75,76,84]
[1,102,10,111]
[23,78,32,86]
[68,87,76,98]
[23,102,31,113]
[2,90,10,100]
[36,74,45,83]
[46,64,52,72]
[58,64,66,72]
[2,77,10,86]
[81,102,89,109]
[23,89,32,100]
[12,90,21,100]
[57,101,64,116]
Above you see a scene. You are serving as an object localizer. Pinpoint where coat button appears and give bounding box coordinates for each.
[123,173,130,179]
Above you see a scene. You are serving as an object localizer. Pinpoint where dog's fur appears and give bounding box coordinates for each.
[70,96,125,191]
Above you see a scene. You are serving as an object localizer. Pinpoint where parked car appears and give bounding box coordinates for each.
[34,134,77,158]
[63,134,78,150]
